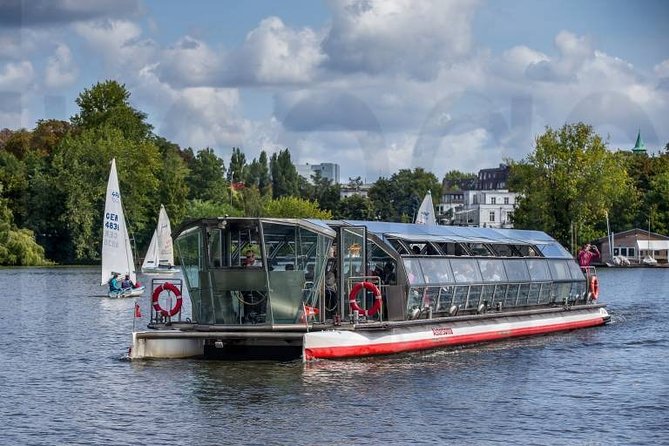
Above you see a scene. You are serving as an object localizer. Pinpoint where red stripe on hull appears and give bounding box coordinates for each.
[304,317,606,360]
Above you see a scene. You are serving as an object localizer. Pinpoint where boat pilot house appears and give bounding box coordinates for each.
[131,218,609,360]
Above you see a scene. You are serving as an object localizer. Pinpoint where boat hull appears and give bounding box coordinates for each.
[130,305,609,360]
[303,305,609,360]
[108,286,146,298]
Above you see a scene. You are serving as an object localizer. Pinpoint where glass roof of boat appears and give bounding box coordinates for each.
[337,220,555,244]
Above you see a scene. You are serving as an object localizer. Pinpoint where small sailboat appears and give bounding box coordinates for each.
[101,159,145,298]
[415,191,437,225]
[141,204,179,274]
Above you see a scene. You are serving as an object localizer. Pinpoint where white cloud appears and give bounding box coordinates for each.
[655,59,669,77]
[74,19,156,75]
[323,0,479,80]
[157,17,325,87]
[151,84,248,153]
[158,36,220,87]
[45,44,78,89]
[228,17,325,85]
[0,61,34,90]
[526,31,594,82]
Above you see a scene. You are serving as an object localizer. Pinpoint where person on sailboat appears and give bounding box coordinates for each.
[108,273,123,293]
[121,274,135,289]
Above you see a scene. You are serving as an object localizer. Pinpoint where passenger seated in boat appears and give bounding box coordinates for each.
[121,274,135,289]
[242,250,265,322]
[243,250,262,267]
[108,273,122,293]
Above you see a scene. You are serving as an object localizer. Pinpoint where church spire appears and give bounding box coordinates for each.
[632,129,646,153]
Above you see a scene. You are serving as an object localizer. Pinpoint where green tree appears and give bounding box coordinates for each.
[187,147,227,202]
[51,127,161,263]
[0,184,50,265]
[336,195,374,220]
[442,170,476,191]
[153,136,190,229]
[509,123,629,250]
[368,168,440,222]
[184,199,242,220]
[228,147,247,184]
[263,196,332,219]
[270,149,300,198]
[71,80,152,141]
[245,150,272,196]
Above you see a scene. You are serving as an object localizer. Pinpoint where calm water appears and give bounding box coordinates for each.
[0,267,667,446]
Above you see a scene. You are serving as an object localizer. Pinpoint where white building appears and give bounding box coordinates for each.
[439,165,518,228]
[295,162,340,184]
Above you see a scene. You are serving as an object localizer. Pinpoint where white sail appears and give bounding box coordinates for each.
[141,230,158,270]
[142,204,175,272]
[101,159,137,285]
[157,205,174,266]
[415,191,437,225]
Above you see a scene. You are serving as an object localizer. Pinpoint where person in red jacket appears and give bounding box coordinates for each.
[578,243,600,268]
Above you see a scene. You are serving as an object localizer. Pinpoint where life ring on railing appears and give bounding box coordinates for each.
[152,282,182,317]
[349,281,382,317]
[589,275,599,300]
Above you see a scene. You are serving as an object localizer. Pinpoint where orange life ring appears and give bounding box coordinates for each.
[152,282,182,317]
[589,275,599,300]
[349,281,382,317]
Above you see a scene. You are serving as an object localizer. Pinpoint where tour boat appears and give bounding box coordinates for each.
[130,218,609,360]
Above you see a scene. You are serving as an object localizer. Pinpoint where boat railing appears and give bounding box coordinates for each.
[581,265,597,280]
[407,279,588,318]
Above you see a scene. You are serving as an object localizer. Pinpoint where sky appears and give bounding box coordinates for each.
[1,0,668,182]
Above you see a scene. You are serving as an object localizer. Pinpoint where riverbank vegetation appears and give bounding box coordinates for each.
[0,81,667,265]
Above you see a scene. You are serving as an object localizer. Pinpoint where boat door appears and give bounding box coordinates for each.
[339,225,367,320]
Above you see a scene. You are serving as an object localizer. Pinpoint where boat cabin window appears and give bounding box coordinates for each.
[503,259,531,282]
[435,242,468,256]
[408,242,440,255]
[207,220,263,268]
[403,258,424,284]
[526,259,551,280]
[516,245,540,257]
[490,244,520,257]
[367,239,397,285]
[464,243,494,256]
[419,258,453,284]
[547,259,572,280]
[388,238,410,255]
[450,258,482,283]
[478,259,507,282]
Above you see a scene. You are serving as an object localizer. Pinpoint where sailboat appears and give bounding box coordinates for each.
[101,158,145,298]
[141,204,179,274]
[415,191,437,225]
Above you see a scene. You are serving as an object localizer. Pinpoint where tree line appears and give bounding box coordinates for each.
[0,81,667,265]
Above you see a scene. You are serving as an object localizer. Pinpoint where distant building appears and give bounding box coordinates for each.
[594,228,669,265]
[340,183,373,199]
[295,162,340,184]
[438,164,518,228]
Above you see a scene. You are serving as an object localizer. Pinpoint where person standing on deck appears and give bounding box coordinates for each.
[578,243,600,269]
